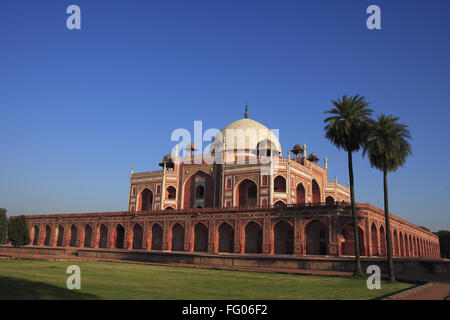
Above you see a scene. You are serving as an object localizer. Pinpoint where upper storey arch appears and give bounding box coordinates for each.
[183,169,215,209]
[138,188,153,211]
[235,178,258,207]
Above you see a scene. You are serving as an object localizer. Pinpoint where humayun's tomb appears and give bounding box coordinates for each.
[20,111,440,260]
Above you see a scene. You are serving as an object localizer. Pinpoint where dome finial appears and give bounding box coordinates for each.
[244,102,248,118]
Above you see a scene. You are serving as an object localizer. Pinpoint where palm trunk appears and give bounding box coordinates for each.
[383,170,395,281]
[348,151,363,276]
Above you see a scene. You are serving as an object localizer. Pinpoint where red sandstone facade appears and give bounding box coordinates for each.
[22,116,441,259]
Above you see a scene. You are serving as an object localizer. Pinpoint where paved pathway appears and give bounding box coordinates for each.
[386,282,450,300]
[1,251,449,299]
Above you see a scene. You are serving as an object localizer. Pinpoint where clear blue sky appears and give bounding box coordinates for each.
[1,0,449,231]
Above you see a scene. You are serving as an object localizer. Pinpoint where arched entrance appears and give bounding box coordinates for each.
[69,225,78,247]
[274,200,286,208]
[379,225,386,256]
[171,223,185,251]
[139,188,153,211]
[273,221,294,254]
[371,223,379,256]
[414,237,418,257]
[32,226,39,245]
[115,224,125,249]
[84,225,92,248]
[399,232,405,257]
[393,230,399,256]
[99,224,108,248]
[274,176,286,192]
[132,224,143,250]
[183,171,214,209]
[305,220,328,255]
[296,183,305,204]
[218,222,234,253]
[340,224,365,256]
[409,235,414,257]
[166,186,176,200]
[193,223,208,252]
[151,224,163,250]
[44,225,52,246]
[405,234,409,257]
[325,196,334,205]
[57,225,64,247]
[244,221,263,253]
[312,179,321,203]
[195,185,204,200]
[236,179,257,207]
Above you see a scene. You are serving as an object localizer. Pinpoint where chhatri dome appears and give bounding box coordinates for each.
[210,104,282,155]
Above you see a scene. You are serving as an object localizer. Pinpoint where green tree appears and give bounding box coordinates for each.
[324,94,373,276]
[7,215,30,259]
[363,114,412,282]
[0,209,7,244]
[436,230,450,258]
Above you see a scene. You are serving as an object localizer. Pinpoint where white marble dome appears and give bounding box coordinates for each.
[210,117,282,155]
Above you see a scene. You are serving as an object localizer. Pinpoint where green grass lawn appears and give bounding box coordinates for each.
[0,259,414,300]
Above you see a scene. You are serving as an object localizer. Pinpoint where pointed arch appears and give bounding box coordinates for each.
[132,223,144,250]
[195,185,205,200]
[325,196,334,205]
[84,224,93,248]
[379,225,386,256]
[305,220,328,255]
[183,170,215,209]
[371,223,379,256]
[296,183,305,204]
[218,222,234,253]
[193,222,208,252]
[151,223,163,250]
[99,224,108,248]
[236,178,258,207]
[171,223,185,251]
[274,175,286,192]
[56,225,64,247]
[139,188,153,211]
[44,225,52,246]
[273,220,294,254]
[166,186,176,200]
[115,224,125,249]
[69,225,78,247]
[399,231,405,257]
[32,225,40,245]
[340,223,365,256]
[405,233,409,257]
[312,179,321,203]
[393,230,399,256]
[244,221,263,253]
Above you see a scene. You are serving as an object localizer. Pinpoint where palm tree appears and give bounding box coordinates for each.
[324,94,373,276]
[363,114,412,282]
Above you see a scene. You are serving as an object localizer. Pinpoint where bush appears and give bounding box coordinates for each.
[8,216,30,248]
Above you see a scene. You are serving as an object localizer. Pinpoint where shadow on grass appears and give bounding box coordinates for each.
[0,276,99,300]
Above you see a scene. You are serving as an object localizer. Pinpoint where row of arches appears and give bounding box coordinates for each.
[136,175,330,211]
[368,223,440,259]
[138,186,177,211]
[237,177,324,207]
[29,220,329,255]
[30,220,439,258]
